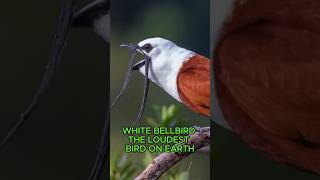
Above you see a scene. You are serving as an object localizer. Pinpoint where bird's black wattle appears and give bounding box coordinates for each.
[111,44,151,126]
[111,45,138,107]
[134,56,150,126]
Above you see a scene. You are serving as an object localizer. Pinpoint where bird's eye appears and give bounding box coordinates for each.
[142,43,153,53]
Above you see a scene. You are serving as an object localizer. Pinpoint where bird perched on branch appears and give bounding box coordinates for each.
[214,0,320,174]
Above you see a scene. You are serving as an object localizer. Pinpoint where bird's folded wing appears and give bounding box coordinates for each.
[216,16,320,145]
[177,55,210,117]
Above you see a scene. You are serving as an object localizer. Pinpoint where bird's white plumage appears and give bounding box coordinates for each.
[136,37,232,129]
[137,38,195,102]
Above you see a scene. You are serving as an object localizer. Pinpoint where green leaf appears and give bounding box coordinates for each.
[161,106,168,122]
[167,104,177,117]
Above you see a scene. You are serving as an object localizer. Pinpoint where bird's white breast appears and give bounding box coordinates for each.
[139,47,195,102]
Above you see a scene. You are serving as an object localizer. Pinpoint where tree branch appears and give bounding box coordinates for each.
[135,129,210,180]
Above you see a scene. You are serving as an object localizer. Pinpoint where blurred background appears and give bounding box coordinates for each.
[212,0,319,179]
[110,0,210,179]
[0,0,108,179]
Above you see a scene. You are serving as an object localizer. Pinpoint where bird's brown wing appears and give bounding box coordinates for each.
[177,55,210,117]
[214,0,320,173]
[216,1,320,145]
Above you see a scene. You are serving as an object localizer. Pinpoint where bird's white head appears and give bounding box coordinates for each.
[132,37,195,101]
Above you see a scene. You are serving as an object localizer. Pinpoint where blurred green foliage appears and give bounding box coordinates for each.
[111,153,137,180]
[146,104,180,127]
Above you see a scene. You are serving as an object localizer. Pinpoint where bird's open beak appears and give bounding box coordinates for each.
[132,60,146,70]
[120,44,137,49]
[117,42,151,125]
[120,43,147,71]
